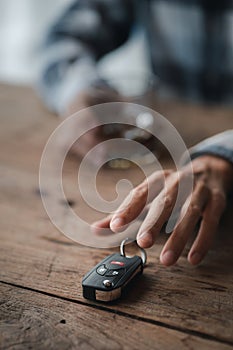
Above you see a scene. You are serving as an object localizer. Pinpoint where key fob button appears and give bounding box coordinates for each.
[96,265,107,275]
[103,280,113,288]
[110,260,125,266]
[106,261,126,270]
[106,257,136,270]
[105,269,124,277]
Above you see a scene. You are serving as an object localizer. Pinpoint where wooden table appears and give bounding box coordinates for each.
[0,84,233,349]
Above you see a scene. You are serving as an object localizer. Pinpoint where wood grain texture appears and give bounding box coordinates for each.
[0,84,233,348]
[1,283,233,350]
[1,167,233,345]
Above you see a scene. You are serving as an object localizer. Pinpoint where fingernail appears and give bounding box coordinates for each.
[161,250,176,266]
[190,252,202,265]
[110,217,124,230]
[137,231,153,247]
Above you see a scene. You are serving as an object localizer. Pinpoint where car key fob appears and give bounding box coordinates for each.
[82,239,147,302]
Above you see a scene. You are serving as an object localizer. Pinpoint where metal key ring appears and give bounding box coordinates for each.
[120,238,147,266]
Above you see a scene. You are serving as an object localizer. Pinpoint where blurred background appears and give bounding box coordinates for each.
[0,0,150,86]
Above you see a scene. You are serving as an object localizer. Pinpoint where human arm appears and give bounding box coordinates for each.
[36,0,134,114]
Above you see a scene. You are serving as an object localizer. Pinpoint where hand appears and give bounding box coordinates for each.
[92,155,233,266]
[59,86,122,166]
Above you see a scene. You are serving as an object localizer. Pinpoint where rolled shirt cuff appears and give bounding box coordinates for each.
[183,130,233,165]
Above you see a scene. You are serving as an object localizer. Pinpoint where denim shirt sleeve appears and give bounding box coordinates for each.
[36,0,134,114]
[188,130,233,165]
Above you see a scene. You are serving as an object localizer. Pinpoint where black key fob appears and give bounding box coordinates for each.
[82,239,147,302]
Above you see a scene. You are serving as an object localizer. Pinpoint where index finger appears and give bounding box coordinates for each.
[110,170,169,232]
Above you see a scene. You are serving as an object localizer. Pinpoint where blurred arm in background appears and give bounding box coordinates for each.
[37,0,134,115]
[37,1,233,113]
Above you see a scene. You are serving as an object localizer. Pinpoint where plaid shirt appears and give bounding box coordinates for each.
[37,0,233,165]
